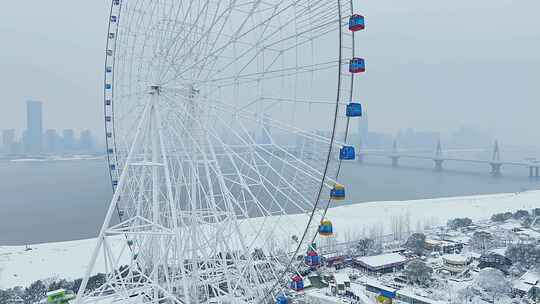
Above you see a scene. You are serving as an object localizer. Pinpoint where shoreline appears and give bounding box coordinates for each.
[2,190,539,289]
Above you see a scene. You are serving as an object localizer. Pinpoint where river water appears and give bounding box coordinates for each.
[1,153,538,245]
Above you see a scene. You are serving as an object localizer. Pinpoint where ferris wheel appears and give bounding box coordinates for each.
[76,0,365,303]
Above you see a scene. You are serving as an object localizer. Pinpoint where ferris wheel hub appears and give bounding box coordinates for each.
[149,85,161,95]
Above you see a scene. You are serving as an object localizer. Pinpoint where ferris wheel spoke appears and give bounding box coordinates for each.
[159,0,238,83]
[199,60,338,87]
[154,0,214,78]
[162,0,267,85]
[158,97,324,263]
[157,96,273,223]
[199,1,337,81]
[187,109,318,214]
[201,97,345,147]
[158,98,303,277]
[161,92,310,217]
[163,0,334,85]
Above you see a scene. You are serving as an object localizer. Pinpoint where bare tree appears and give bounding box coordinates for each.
[475,268,510,303]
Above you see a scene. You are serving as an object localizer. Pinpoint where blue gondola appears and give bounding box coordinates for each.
[106,66,112,73]
[105,83,112,90]
[105,116,112,122]
[110,164,116,170]
[290,275,304,291]
[276,295,289,304]
[106,132,113,138]
[112,180,118,186]
[349,14,365,32]
[305,250,320,267]
[110,16,118,23]
[107,148,114,154]
[346,102,362,117]
[319,220,334,236]
[106,49,113,56]
[330,183,345,200]
[105,99,111,105]
[340,146,355,160]
[349,58,365,73]
[113,0,120,5]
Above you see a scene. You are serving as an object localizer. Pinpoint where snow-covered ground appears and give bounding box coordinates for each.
[2,190,539,289]
[0,236,126,289]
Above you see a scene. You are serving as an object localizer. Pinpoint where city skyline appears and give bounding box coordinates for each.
[1,100,98,155]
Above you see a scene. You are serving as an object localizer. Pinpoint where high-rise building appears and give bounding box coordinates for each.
[2,129,16,154]
[25,100,43,153]
[79,129,95,152]
[62,129,75,152]
[44,129,59,153]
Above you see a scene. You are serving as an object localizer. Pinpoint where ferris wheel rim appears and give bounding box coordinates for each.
[99,0,360,302]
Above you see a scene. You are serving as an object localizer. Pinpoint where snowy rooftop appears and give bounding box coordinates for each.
[397,289,446,304]
[443,235,471,244]
[513,280,534,293]
[498,221,523,230]
[521,270,540,285]
[362,277,398,292]
[442,254,468,264]
[355,253,407,268]
[489,247,507,256]
[334,273,350,285]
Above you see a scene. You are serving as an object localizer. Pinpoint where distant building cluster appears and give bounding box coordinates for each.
[1,100,97,155]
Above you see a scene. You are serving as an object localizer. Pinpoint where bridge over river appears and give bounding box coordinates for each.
[358,140,540,178]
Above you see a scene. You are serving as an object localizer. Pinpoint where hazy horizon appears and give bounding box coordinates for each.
[0,0,538,147]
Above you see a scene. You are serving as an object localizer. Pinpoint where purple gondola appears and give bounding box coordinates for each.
[349,14,365,32]
[349,57,365,73]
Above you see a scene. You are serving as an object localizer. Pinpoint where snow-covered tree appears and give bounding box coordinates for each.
[404,260,433,286]
[505,243,540,269]
[405,233,426,255]
[48,279,73,292]
[513,210,530,220]
[447,217,473,230]
[491,212,513,222]
[356,238,377,256]
[452,286,475,304]
[528,286,540,302]
[474,268,510,303]
[471,231,493,253]
[23,280,47,304]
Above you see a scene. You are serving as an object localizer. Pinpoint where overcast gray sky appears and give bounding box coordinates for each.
[0,0,538,146]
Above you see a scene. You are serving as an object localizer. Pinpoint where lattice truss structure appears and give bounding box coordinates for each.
[76,0,364,303]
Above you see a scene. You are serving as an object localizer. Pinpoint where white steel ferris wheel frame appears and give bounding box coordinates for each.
[76,0,364,303]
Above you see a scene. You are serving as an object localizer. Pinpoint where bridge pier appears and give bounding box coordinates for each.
[434,159,444,172]
[490,162,502,177]
[391,156,400,167]
[529,166,539,179]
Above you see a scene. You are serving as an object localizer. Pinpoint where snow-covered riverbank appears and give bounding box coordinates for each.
[1,190,539,289]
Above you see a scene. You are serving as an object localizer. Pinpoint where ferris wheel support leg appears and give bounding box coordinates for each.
[150,104,160,301]
[75,102,152,304]
[153,100,192,304]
